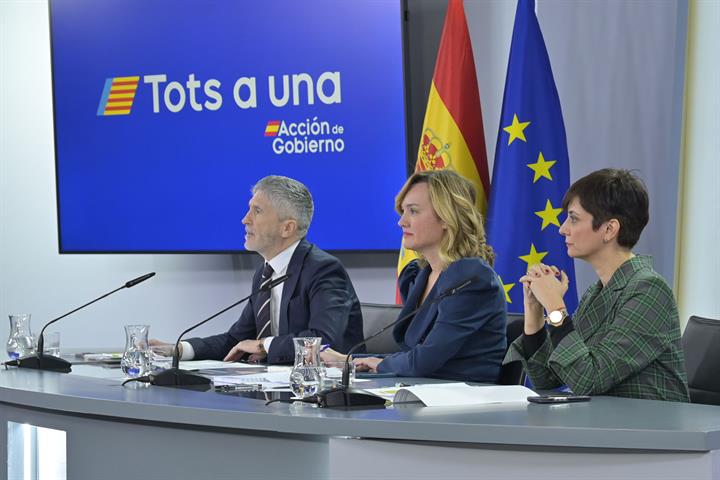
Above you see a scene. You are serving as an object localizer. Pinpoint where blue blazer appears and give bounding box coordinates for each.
[187,239,364,364]
[376,258,507,382]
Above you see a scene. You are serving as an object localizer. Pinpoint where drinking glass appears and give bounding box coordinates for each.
[289,337,324,398]
[7,314,35,359]
[43,332,61,357]
[121,325,151,378]
[321,360,355,390]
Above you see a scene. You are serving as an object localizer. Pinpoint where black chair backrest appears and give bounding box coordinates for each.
[497,313,525,385]
[360,303,403,355]
[682,315,720,405]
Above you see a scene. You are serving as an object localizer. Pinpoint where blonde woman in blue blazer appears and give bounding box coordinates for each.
[323,170,507,382]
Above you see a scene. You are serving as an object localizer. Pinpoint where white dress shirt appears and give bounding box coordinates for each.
[261,239,301,352]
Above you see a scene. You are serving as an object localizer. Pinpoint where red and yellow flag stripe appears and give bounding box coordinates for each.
[97,76,140,116]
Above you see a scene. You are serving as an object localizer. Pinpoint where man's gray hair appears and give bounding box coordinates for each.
[252,175,314,236]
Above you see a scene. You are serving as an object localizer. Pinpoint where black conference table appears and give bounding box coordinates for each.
[1,362,719,479]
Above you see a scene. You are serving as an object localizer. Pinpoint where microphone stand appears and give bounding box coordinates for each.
[143,274,290,390]
[316,277,476,409]
[4,273,157,373]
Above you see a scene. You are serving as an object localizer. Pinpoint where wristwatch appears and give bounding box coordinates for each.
[547,308,570,327]
[257,339,267,355]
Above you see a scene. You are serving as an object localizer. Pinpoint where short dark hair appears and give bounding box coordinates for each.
[562,168,649,249]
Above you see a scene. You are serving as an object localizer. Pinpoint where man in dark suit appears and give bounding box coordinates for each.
[151,175,363,364]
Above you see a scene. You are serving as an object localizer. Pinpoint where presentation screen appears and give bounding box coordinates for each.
[50,0,408,252]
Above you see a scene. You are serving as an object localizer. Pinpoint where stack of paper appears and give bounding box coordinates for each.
[177,359,261,371]
[82,353,122,364]
[366,383,535,407]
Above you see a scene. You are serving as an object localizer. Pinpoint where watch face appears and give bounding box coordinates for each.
[548,310,564,325]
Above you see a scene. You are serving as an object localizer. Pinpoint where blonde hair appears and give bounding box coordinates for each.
[395,170,494,268]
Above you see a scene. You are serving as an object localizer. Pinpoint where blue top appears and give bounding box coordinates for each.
[376,258,507,382]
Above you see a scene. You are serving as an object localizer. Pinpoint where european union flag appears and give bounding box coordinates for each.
[486,0,578,314]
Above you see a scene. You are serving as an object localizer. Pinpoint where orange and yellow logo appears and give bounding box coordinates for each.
[264,120,281,137]
[97,76,140,116]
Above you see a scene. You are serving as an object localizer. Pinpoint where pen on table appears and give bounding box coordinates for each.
[320,344,331,353]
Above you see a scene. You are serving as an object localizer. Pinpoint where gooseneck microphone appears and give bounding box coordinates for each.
[4,272,157,373]
[141,273,291,390]
[124,272,156,288]
[316,276,478,409]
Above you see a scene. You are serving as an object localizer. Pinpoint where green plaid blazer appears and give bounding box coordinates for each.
[505,256,689,402]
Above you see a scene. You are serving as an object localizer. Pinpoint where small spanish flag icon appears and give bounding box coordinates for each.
[264,120,281,137]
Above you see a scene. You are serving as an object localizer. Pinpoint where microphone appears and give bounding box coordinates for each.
[141,273,290,390]
[316,276,478,409]
[125,272,156,288]
[4,272,156,373]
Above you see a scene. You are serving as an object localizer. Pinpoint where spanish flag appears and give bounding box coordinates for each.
[397,0,490,300]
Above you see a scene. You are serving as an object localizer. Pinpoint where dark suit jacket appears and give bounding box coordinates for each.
[376,258,507,382]
[186,239,364,364]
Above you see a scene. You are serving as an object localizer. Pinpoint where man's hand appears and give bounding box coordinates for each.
[149,339,180,358]
[247,353,267,363]
[353,356,383,373]
[223,339,265,362]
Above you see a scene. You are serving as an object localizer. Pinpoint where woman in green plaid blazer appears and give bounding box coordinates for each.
[504,169,689,402]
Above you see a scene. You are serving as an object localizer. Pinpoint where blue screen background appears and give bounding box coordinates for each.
[51,0,408,252]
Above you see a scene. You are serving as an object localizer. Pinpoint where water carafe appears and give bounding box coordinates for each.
[289,337,324,399]
[121,325,151,378]
[7,314,35,359]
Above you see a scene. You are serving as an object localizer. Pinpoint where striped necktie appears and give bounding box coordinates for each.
[255,263,274,339]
